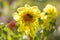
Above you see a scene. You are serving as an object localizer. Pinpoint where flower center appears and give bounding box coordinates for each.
[27,14,33,18]
[23,13,33,22]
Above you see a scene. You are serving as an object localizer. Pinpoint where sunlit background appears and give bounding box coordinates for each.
[0,0,60,40]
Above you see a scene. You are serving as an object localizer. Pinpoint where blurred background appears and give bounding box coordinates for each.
[0,0,60,40]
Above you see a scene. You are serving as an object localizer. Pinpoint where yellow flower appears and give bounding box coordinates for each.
[40,4,58,26]
[43,4,57,18]
[13,4,40,34]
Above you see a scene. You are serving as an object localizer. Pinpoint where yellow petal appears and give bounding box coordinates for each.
[43,4,57,14]
[31,6,40,12]
[13,12,20,21]
[17,7,24,12]
[25,4,30,8]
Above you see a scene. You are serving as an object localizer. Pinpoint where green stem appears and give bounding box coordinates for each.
[44,36,47,40]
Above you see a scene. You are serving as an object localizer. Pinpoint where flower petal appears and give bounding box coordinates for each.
[13,12,20,21]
